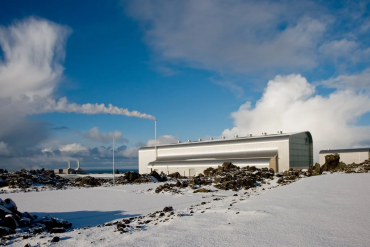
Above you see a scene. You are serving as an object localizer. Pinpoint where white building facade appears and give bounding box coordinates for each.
[139,131,313,175]
[319,148,370,165]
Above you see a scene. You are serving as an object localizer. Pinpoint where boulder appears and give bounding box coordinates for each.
[324,154,340,171]
[150,171,167,182]
[203,167,216,177]
[163,206,174,212]
[167,172,182,179]
[0,226,15,237]
[51,236,60,242]
[124,172,140,182]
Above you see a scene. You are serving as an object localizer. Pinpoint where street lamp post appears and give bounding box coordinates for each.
[155,119,157,160]
[113,135,115,186]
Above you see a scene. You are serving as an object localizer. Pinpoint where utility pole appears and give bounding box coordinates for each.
[113,135,115,186]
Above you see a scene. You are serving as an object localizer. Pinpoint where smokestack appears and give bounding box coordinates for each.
[77,160,80,170]
[68,161,71,169]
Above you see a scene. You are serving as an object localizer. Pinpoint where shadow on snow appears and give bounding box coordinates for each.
[29,210,140,229]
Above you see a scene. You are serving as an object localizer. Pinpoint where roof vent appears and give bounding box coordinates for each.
[177,140,182,143]
[198,138,202,142]
[277,131,283,134]
[221,136,225,139]
[247,134,253,137]
[187,139,192,142]
[262,132,267,136]
[234,135,238,138]
[209,137,213,140]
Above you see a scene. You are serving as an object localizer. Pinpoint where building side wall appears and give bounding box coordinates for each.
[320,151,369,165]
[149,158,272,176]
[319,154,326,165]
[289,133,312,170]
[138,149,156,174]
[139,137,292,173]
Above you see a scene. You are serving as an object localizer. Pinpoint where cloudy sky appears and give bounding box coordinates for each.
[0,0,369,171]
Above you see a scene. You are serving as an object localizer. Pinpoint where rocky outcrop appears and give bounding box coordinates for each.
[323,154,340,171]
[0,198,72,239]
[167,172,183,179]
[0,169,70,190]
[150,171,167,182]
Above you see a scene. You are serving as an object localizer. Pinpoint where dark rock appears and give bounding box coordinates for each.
[50,227,66,233]
[193,188,212,193]
[51,236,60,242]
[0,227,15,237]
[150,171,167,182]
[167,172,182,179]
[324,154,340,171]
[163,206,173,212]
[203,167,216,177]
[124,172,140,182]
[117,223,126,229]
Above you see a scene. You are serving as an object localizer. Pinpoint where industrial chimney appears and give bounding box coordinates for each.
[68,161,71,169]
[77,160,80,170]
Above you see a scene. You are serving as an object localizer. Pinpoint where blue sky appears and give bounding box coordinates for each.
[0,0,370,171]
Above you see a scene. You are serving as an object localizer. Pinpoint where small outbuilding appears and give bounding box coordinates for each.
[139,131,313,175]
[319,148,370,165]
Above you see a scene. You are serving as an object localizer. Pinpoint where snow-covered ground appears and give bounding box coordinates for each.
[6,173,370,247]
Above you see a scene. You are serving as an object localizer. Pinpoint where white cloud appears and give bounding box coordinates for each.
[0,17,70,99]
[211,79,244,98]
[84,127,127,144]
[0,17,155,165]
[223,74,370,162]
[319,39,358,60]
[0,18,69,152]
[59,143,89,153]
[0,142,10,155]
[127,0,326,73]
[119,147,138,158]
[146,135,178,146]
[321,68,370,90]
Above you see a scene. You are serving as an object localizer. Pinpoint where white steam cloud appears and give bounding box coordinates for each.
[223,74,370,162]
[33,97,155,120]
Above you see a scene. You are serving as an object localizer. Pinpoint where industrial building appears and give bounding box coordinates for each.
[138,131,313,175]
[54,160,87,174]
[319,148,370,165]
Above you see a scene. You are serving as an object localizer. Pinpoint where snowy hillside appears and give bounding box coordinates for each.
[3,173,370,247]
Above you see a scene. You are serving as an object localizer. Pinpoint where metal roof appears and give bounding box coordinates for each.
[140,131,312,150]
[319,148,370,154]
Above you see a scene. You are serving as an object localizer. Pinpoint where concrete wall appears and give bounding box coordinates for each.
[320,151,370,165]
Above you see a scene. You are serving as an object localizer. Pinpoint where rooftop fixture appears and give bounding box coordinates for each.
[209,137,213,140]
[198,138,202,142]
[177,140,182,143]
[247,134,253,137]
[221,136,225,139]
[187,139,192,142]
[262,132,267,136]
[234,135,238,138]
[277,131,283,134]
